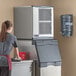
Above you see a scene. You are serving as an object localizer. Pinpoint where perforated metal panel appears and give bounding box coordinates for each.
[39,8,52,35]
[39,9,51,21]
[39,23,51,34]
[33,6,54,38]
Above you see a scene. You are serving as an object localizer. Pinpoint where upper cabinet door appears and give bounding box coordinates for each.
[33,6,54,38]
[14,6,33,39]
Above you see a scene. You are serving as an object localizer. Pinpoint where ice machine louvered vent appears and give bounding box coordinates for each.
[39,23,51,34]
[39,9,51,21]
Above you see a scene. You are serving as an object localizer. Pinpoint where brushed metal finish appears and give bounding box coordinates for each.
[14,7,33,39]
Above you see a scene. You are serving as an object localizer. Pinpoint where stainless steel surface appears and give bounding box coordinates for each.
[14,7,33,39]
[17,40,37,60]
[11,60,33,76]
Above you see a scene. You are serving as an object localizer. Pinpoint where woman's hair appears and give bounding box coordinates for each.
[0,20,12,42]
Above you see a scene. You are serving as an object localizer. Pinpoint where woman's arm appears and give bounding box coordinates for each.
[14,47,21,59]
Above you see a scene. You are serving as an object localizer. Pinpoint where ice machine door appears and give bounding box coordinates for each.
[35,39,61,63]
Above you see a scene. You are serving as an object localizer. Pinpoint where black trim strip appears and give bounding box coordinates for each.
[17,38,32,40]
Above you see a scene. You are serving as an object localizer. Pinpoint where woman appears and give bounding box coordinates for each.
[0,20,21,76]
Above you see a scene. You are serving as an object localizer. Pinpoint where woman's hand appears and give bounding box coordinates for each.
[17,56,22,60]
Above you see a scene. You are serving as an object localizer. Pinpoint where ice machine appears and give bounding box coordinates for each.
[14,6,61,76]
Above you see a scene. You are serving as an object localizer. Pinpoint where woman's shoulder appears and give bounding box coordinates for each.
[7,33,17,40]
